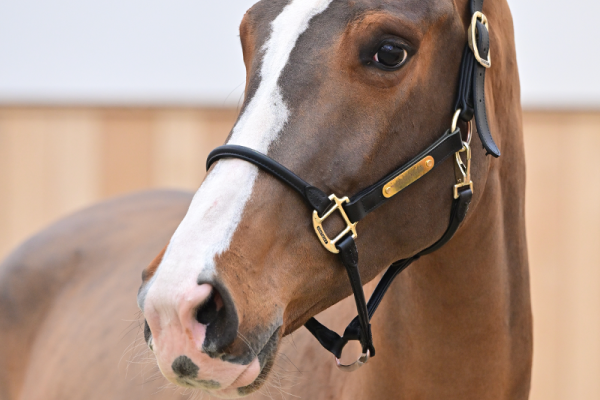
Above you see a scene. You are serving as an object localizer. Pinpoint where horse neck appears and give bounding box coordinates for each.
[360,157,532,397]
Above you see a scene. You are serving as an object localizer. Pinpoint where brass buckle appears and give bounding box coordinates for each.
[454,142,473,198]
[335,350,370,372]
[312,195,357,254]
[468,11,491,68]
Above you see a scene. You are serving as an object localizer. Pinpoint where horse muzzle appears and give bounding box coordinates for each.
[141,278,280,398]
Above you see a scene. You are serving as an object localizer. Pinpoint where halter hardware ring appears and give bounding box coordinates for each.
[465,120,473,145]
[451,109,461,132]
[451,109,473,145]
[312,194,357,254]
[335,350,370,372]
[468,11,491,68]
[454,142,473,198]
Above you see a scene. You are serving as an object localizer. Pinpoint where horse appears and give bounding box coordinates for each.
[0,0,531,398]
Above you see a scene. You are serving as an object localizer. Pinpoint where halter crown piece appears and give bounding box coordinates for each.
[207,0,498,372]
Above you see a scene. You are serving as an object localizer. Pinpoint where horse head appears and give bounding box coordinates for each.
[137,0,519,397]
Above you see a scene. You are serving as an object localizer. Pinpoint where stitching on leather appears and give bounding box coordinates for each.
[473,23,499,156]
[306,187,328,211]
[475,66,498,154]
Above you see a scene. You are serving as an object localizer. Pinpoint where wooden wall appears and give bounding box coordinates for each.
[0,107,237,259]
[524,112,600,400]
[0,107,599,400]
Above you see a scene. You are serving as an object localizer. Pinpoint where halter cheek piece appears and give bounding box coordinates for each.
[207,0,498,372]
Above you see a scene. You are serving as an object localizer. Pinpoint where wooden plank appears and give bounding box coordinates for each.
[150,108,237,190]
[0,108,102,257]
[525,111,600,400]
[99,109,154,198]
[553,113,600,400]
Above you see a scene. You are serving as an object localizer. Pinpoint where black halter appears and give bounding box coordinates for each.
[207,0,498,372]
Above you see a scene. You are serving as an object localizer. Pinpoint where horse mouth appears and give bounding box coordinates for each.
[197,327,281,398]
[234,327,280,396]
[177,377,222,390]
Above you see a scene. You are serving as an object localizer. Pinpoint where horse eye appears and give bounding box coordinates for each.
[373,44,407,68]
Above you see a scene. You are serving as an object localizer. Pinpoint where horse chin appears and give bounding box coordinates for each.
[231,328,280,397]
[211,357,277,398]
[189,328,280,399]
[234,347,278,397]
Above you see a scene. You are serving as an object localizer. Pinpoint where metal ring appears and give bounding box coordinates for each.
[466,120,472,145]
[335,350,370,372]
[451,110,472,146]
[451,109,461,132]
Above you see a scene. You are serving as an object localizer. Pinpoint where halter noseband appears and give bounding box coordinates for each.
[207,0,498,372]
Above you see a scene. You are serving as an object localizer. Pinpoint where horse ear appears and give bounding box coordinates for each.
[239,10,257,105]
[239,11,256,74]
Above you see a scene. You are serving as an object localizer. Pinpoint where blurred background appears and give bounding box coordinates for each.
[0,0,599,399]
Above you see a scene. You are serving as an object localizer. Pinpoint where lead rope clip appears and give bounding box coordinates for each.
[451,109,474,198]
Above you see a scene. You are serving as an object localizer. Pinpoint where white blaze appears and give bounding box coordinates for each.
[142,0,335,315]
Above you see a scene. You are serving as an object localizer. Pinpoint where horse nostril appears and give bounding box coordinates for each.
[197,281,239,357]
[195,290,222,326]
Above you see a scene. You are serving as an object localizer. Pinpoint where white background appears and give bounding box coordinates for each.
[0,0,598,108]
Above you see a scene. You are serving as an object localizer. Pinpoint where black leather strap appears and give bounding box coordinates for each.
[472,21,500,157]
[471,0,484,14]
[454,46,475,122]
[334,236,374,356]
[304,232,376,358]
[453,0,500,157]
[307,188,472,359]
[210,129,462,223]
[344,129,463,222]
[207,145,332,216]
[369,188,472,317]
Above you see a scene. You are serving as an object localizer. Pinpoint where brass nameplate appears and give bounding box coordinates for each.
[382,156,434,198]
